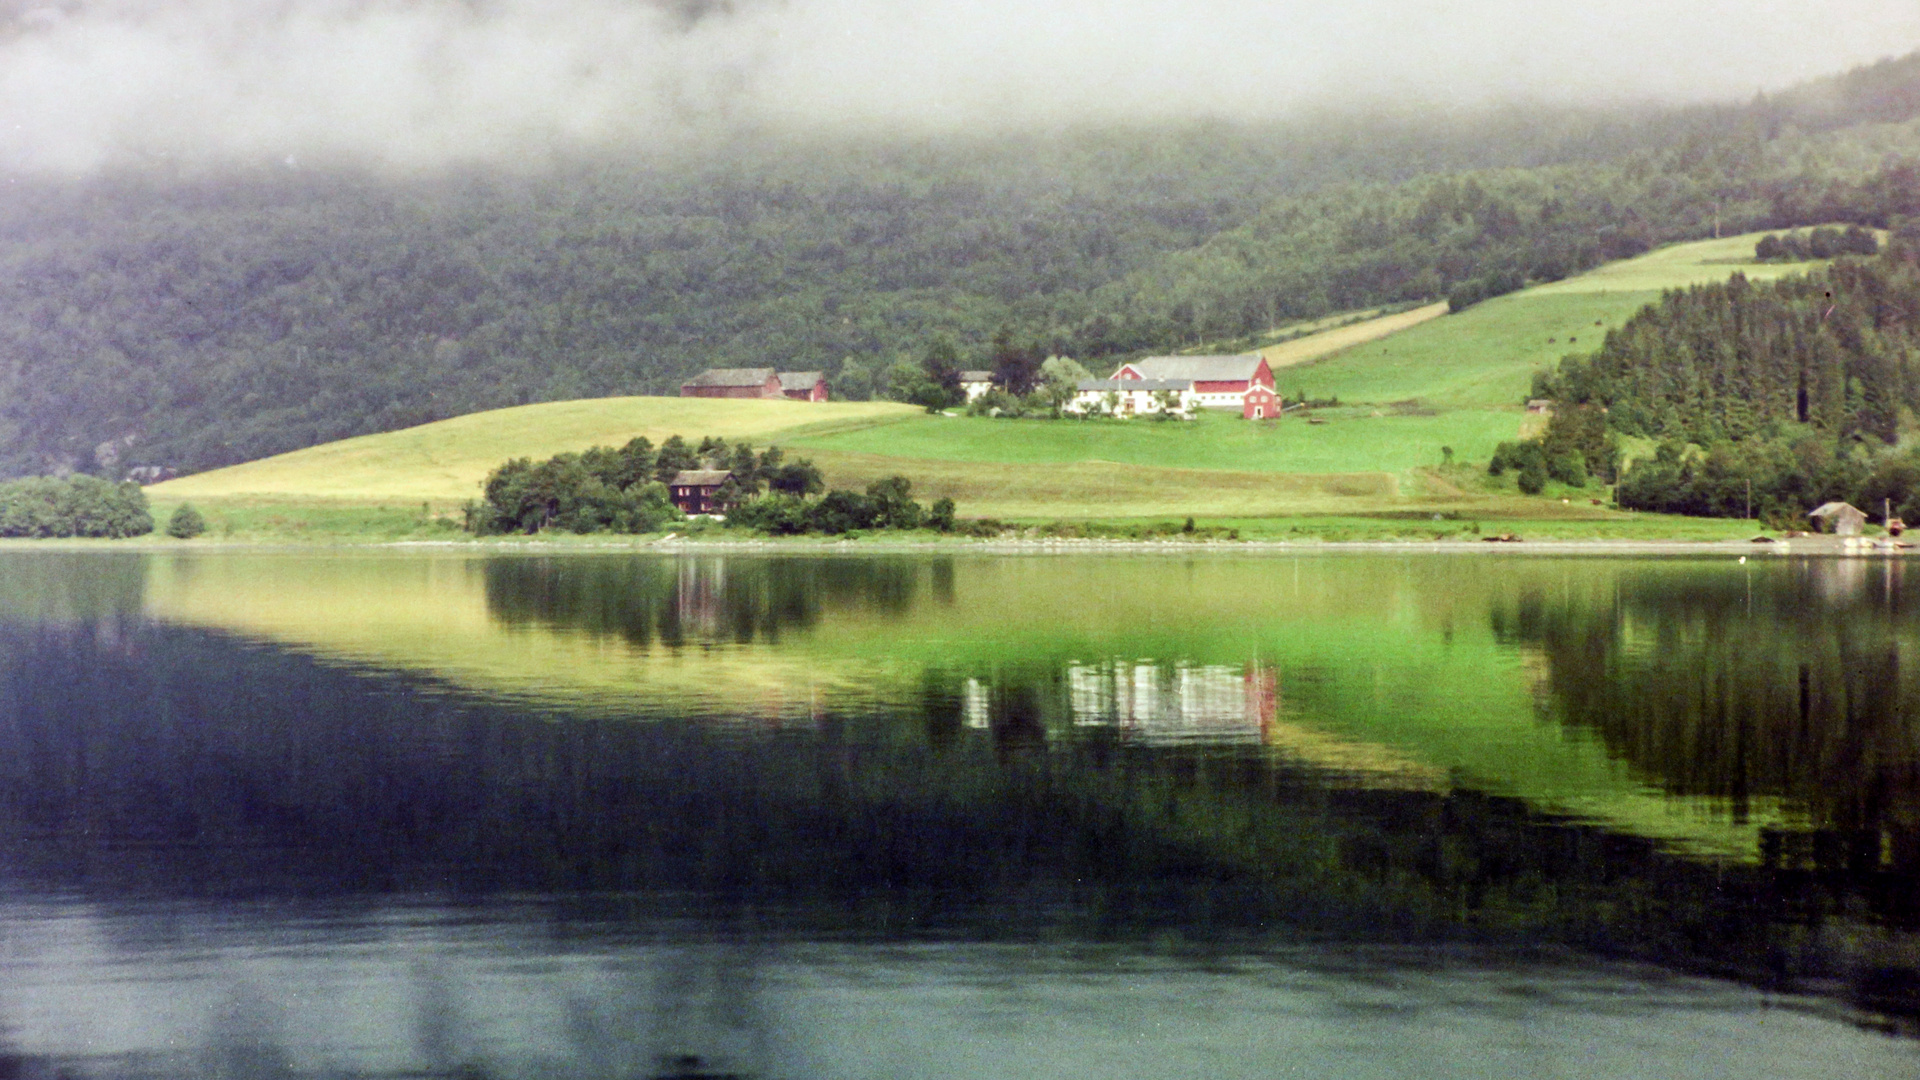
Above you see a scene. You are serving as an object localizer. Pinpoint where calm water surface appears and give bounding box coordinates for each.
[1,549,1917,1078]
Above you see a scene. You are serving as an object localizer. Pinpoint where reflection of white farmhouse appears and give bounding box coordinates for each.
[1067,660,1277,743]
[963,677,992,728]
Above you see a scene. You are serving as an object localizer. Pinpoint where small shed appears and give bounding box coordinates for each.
[669,470,733,515]
[1809,501,1868,536]
[958,370,995,402]
[778,370,829,402]
[1526,399,1553,414]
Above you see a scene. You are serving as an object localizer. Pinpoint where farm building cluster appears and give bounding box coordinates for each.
[681,353,1282,420]
[1067,354,1281,420]
[680,368,829,401]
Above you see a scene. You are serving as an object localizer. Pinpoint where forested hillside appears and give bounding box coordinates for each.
[6,52,1920,479]
[1532,235,1920,521]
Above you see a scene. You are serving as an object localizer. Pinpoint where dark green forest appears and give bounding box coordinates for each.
[7,53,1920,479]
[1532,235,1920,521]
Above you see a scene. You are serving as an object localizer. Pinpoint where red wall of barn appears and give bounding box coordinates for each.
[1194,380,1248,393]
[1242,387,1278,420]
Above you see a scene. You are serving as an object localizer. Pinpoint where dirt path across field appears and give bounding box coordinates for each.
[1259,302,1450,370]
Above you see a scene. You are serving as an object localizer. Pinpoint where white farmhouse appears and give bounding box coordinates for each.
[958,370,996,402]
[1064,378,1196,418]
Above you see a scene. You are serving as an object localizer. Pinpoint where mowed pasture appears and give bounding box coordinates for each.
[1279,230,1831,409]
[788,409,1517,477]
[149,397,918,504]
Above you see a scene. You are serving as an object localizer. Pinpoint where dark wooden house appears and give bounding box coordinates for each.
[669,470,734,514]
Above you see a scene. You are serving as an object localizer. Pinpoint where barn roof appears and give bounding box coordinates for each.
[777,370,824,390]
[1809,501,1866,518]
[958,370,994,383]
[1114,355,1264,382]
[669,470,733,487]
[681,367,776,388]
[1076,379,1190,392]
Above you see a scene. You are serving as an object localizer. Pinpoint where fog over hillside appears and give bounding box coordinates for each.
[2,0,1919,174]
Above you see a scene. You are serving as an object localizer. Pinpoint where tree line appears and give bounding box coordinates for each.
[1753,225,1879,261]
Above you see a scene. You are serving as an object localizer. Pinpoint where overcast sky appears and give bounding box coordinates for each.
[3,0,1920,174]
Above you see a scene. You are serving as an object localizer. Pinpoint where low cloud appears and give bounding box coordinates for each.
[2,0,1918,174]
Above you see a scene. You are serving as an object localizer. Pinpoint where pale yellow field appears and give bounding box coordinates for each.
[1258,302,1450,370]
[151,397,919,504]
[1526,229,1838,295]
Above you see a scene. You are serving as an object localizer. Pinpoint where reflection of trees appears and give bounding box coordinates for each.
[482,555,935,647]
[6,619,1920,1016]
[476,549,933,641]
[0,552,146,624]
[1493,560,1920,858]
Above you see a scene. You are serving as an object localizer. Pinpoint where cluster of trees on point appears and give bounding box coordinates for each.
[1488,406,1620,494]
[1446,267,1528,313]
[1754,226,1879,261]
[465,434,824,535]
[1529,233,1920,521]
[727,475,957,536]
[7,53,1920,479]
[0,475,152,538]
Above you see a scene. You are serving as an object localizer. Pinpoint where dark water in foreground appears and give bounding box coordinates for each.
[2,550,1920,1077]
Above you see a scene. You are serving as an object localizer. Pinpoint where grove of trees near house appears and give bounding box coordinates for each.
[5,54,1920,480]
[466,434,829,535]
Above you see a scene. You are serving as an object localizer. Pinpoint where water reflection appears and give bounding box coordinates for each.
[8,550,1920,1033]
[483,556,931,647]
[1499,558,1920,897]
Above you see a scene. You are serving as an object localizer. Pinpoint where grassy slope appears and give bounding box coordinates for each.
[134,231,1822,536]
[1279,233,1831,408]
[149,397,919,504]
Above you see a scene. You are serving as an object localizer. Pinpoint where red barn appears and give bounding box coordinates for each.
[681,368,782,399]
[778,371,830,401]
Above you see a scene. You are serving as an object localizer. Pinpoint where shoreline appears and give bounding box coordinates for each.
[0,533,1899,557]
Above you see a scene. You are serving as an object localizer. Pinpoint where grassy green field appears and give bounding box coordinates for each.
[789,408,1515,474]
[1277,231,1831,409]
[150,397,918,504]
[120,230,1829,541]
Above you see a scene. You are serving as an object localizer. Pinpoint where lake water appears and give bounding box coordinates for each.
[1,549,1917,1078]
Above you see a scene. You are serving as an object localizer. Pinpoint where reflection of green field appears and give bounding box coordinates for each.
[128,550,1798,860]
[138,552,911,717]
